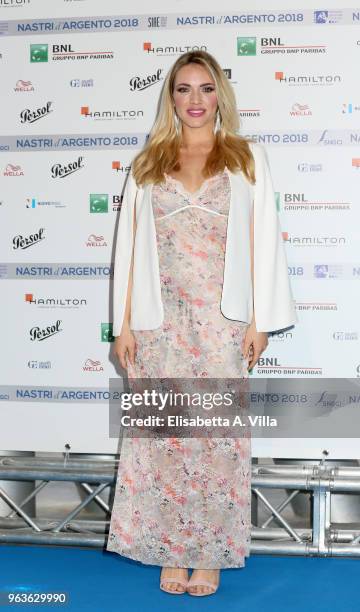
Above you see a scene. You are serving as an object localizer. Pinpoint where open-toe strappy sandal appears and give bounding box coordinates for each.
[187,578,219,596]
[160,574,189,594]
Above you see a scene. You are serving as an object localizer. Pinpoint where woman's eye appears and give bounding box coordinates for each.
[175,86,215,93]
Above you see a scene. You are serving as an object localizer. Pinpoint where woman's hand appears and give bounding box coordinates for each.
[113,327,136,370]
[242,321,268,370]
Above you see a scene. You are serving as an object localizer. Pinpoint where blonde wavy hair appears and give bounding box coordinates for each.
[132,50,256,187]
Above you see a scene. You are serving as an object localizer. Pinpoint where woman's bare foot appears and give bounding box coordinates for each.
[160,567,189,593]
[187,568,220,595]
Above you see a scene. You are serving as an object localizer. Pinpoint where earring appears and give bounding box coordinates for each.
[214,109,221,133]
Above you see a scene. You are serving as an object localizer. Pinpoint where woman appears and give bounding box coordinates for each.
[106,50,297,596]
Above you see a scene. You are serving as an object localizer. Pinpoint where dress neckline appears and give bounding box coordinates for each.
[164,170,225,197]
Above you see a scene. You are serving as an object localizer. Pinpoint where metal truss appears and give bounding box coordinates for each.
[1,454,360,556]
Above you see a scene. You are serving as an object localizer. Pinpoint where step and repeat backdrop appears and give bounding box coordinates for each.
[0,0,359,456]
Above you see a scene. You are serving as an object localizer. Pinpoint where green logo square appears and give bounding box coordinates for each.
[101,323,114,342]
[90,194,108,213]
[30,44,48,63]
[237,37,256,56]
[275,191,280,211]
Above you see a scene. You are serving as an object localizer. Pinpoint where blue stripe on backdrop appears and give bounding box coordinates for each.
[0,545,358,611]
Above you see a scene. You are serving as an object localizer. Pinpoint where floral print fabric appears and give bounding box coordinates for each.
[107,170,252,569]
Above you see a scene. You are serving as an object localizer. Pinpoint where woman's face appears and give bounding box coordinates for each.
[172,63,218,131]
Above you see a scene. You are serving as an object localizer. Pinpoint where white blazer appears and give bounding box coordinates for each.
[112,141,298,336]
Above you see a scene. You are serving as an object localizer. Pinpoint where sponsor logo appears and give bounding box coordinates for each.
[52,43,113,61]
[314,264,343,279]
[85,234,107,248]
[333,331,358,341]
[129,68,163,91]
[30,44,48,62]
[20,101,52,124]
[51,156,84,178]
[70,78,94,87]
[313,10,343,24]
[112,195,123,211]
[25,293,87,308]
[3,163,24,176]
[263,367,320,376]
[102,323,114,342]
[147,15,167,28]
[317,129,343,145]
[276,71,341,85]
[90,194,108,213]
[342,103,360,113]
[143,41,207,55]
[237,37,256,56]
[26,197,64,209]
[28,360,51,369]
[88,194,123,212]
[81,106,143,120]
[261,36,326,54]
[255,357,319,376]
[296,301,338,311]
[13,228,45,249]
[283,233,346,246]
[290,103,312,116]
[237,36,326,55]
[111,160,130,174]
[30,43,114,62]
[297,162,322,172]
[222,67,238,84]
[282,193,350,211]
[239,108,261,118]
[30,320,62,341]
[83,358,104,372]
[14,79,34,92]
[112,161,131,173]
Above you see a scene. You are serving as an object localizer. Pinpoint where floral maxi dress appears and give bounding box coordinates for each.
[106,169,252,569]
